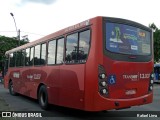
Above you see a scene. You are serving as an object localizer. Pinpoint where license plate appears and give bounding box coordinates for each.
[125,89,136,95]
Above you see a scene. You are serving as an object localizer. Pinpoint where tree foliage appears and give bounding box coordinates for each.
[149,23,160,62]
[0,36,28,70]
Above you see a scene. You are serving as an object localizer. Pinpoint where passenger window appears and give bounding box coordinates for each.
[16,51,22,67]
[40,43,46,65]
[25,48,30,66]
[65,29,90,64]
[9,53,16,67]
[78,30,90,62]
[5,54,9,74]
[29,47,34,66]
[66,33,78,63]
[56,38,64,64]
[48,40,56,64]
[21,49,25,66]
[34,45,41,65]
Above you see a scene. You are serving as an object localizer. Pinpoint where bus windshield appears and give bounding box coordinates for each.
[106,22,151,56]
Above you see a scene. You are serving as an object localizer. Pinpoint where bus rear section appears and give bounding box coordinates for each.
[84,17,153,111]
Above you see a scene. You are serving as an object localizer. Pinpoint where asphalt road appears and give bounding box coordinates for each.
[0,83,160,120]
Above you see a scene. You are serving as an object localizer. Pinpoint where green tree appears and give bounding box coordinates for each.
[0,35,28,70]
[149,23,160,62]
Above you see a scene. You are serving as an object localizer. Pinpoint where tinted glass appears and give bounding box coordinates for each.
[9,53,15,67]
[34,45,41,65]
[78,30,90,62]
[29,47,34,66]
[16,51,22,67]
[57,38,64,64]
[48,40,56,64]
[41,43,46,65]
[25,48,30,66]
[20,50,25,66]
[5,55,9,73]
[66,33,78,63]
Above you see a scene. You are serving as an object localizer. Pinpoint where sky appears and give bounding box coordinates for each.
[0,0,160,42]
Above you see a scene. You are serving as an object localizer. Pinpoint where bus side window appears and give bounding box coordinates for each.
[66,33,78,63]
[16,50,25,67]
[48,40,56,65]
[56,38,64,64]
[29,47,34,66]
[34,45,41,65]
[65,30,90,64]
[78,30,90,63]
[25,48,30,66]
[21,50,25,66]
[16,51,22,67]
[40,43,46,65]
[4,54,9,76]
[9,53,15,67]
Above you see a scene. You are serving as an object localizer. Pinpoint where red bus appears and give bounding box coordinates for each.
[4,16,153,111]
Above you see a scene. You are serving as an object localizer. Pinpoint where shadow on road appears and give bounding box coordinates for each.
[6,93,126,119]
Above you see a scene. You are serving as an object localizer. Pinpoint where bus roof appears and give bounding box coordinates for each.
[5,16,97,55]
[5,16,151,55]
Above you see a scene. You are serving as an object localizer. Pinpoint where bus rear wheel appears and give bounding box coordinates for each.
[38,85,49,110]
[9,81,17,96]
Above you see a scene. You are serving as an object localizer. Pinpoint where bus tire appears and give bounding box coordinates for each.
[38,85,49,110]
[9,81,17,96]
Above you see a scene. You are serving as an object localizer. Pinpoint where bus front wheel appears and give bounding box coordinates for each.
[9,81,17,96]
[38,85,49,110]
